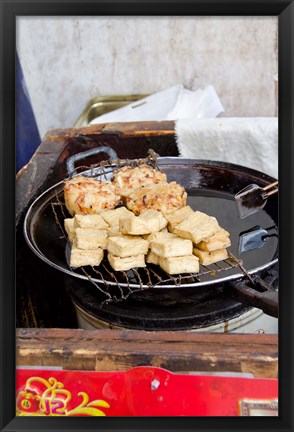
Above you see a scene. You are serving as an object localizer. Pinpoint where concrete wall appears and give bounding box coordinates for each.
[17,16,278,138]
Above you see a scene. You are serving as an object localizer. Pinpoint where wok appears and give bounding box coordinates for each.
[24,149,279,318]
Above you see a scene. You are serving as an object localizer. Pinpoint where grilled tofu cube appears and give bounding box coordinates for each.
[107,224,121,237]
[196,227,231,252]
[146,250,160,265]
[64,218,75,243]
[174,211,220,244]
[143,229,173,241]
[120,209,167,235]
[108,253,146,271]
[150,237,193,258]
[138,209,167,232]
[74,214,109,229]
[159,255,199,274]
[70,247,104,268]
[165,205,194,231]
[100,207,134,226]
[74,228,108,250]
[119,216,151,235]
[193,247,228,265]
[107,235,149,258]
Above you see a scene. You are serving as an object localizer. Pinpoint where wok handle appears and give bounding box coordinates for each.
[66,145,118,177]
[229,279,278,318]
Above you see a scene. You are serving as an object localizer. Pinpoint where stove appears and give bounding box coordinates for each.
[65,275,278,334]
[17,130,278,335]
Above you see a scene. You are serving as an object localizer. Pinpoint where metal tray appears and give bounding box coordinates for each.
[74,94,149,127]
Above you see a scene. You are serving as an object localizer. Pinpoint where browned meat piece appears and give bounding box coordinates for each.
[64,175,121,216]
[125,181,187,215]
[112,164,167,198]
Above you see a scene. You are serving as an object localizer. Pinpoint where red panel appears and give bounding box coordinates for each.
[16,367,278,417]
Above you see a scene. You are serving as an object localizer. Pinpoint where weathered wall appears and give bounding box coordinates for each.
[17,16,278,138]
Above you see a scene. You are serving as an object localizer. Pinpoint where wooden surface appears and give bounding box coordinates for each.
[45,120,175,140]
[16,328,278,378]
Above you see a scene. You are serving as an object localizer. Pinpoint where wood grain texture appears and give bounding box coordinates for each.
[16,328,278,378]
[44,121,175,140]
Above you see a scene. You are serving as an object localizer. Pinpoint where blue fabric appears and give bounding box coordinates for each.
[16,52,41,173]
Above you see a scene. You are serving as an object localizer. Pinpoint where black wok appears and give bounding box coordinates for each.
[24,153,279,318]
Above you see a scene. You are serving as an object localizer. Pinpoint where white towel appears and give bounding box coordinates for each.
[175,117,278,179]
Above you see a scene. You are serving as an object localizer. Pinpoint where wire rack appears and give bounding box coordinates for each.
[51,150,242,305]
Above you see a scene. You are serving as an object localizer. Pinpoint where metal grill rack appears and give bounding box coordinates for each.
[71,253,241,304]
[52,158,242,305]
[66,147,162,180]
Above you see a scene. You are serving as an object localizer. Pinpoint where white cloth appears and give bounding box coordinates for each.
[175,117,278,179]
[166,85,224,120]
[89,84,224,124]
